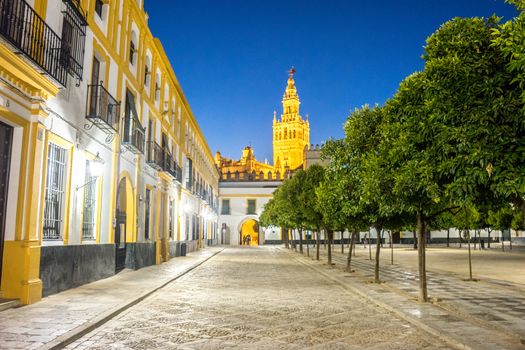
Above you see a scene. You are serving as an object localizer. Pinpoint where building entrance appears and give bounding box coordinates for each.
[0,121,13,287]
[240,219,259,246]
[115,178,128,272]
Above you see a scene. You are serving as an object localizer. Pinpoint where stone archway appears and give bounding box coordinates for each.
[240,219,259,246]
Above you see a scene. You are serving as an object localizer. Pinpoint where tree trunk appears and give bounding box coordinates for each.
[416,211,428,302]
[316,231,320,260]
[502,230,505,252]
[306,230,310,257]
[487,228,491,249]
[374,225,382,283]
[446,228,450,247]
[389,231,394,265]
[346,231,356,272]
[467,229,473,281]
[459,229,462,248]
[380,230,384,248]
[368,230,372,260]
[341,231,345,254]
[284,227,289,249]
[327,229,333,266]
[299,228,304,254]
[473,230,477,250]
[323,230,326,249]
[413,231,417,249]
[353,233,357,257]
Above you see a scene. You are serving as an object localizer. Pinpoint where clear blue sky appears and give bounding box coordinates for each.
[144,0,517,163]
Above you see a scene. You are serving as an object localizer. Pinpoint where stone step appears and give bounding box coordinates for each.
[0,298,20,312]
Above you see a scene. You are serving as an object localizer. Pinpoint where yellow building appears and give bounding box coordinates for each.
[217,68,310,179]
[0,0,219,305]
[215,147,274,180]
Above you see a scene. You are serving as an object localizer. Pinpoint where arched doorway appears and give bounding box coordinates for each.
[115,178,128,272]
[240,219,259,246]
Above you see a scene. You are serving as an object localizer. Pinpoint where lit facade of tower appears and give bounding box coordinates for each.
[273,68,310,173]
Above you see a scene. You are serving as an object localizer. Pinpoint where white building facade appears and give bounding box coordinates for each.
[218,181,282,246]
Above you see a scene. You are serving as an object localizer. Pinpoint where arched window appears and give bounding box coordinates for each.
[130,30,138,65]
[293,130,296,138]
[284,128,287,139]
[144,53,151,87]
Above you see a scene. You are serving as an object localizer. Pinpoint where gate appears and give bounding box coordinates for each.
[0,121,13,286]
[115,210,127,272]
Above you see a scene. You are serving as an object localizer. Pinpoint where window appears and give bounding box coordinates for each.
[61,1,87,80]
[247,199,256,215]
[144,64,150,87]
[82,160,98,240]
[129,40,135,65]
[88,56,100,116]
[145,188,151,240]
[169,199,174,239]
[185,157,193,190]
[95,0,104,18]
[221,199,230,215]
[185,215,190,241]
[192,214,197,240]
[43,143,68,240]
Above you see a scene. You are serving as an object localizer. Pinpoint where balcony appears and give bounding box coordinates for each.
[161,151,183,183]
[0,0,68,85]
[146,141,163,170]
[61,0,87,81]
[86,84,120,137]
[122,117,145,154]
[122,89,144,154]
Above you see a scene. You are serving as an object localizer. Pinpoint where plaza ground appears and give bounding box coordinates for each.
[66,247,446,349]
[0,245,524,349]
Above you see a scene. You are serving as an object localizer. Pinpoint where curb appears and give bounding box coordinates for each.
[279,248,473,350]
[41,248,224,350]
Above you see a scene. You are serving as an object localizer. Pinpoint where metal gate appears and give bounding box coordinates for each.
[0,121,13,286]
[115,210,127,272]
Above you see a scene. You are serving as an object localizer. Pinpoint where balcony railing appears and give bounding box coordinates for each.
[0,0,68,85]
[86,84,120,135]
[146,141,163,170]
[122,117,145,154]
[61,0,86,81]
[162,153,182,183]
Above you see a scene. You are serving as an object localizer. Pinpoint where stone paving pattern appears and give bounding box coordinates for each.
[0,248,221,350]
[66,247,447,349]
[308,244,524,348]
[318,244,525,338]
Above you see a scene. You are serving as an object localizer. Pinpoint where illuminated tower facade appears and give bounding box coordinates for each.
[272,68,310,173]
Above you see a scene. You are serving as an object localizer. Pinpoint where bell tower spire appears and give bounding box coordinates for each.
[272,67,310,173]
[282,67,300,121]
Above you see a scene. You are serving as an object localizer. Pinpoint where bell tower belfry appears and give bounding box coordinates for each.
[272,67,310,174]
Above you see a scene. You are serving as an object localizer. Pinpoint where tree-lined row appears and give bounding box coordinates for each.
[260,1,525,302]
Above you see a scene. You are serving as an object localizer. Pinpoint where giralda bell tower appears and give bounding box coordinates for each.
[272,67,310,174]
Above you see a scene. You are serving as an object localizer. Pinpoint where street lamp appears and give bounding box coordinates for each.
[76,153,104,190]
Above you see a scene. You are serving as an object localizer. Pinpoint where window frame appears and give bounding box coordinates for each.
[246,199,256,215]
[221,199,230,215]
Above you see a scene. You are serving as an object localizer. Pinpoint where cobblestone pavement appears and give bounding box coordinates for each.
[313,244,525,340]
[67,247,447,349]
[0,248,221,350]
